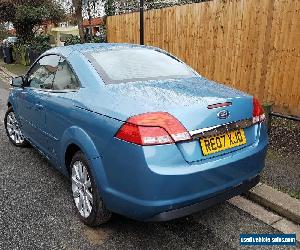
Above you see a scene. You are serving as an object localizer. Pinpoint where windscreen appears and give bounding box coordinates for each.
[86,48,196,84]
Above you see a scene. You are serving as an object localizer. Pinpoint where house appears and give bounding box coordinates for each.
[83,17,105,36]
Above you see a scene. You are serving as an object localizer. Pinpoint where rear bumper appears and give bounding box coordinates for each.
[98,123,268,221]
[147,175,260,221]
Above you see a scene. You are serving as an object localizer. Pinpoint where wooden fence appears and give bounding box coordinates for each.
[107,0,300,116]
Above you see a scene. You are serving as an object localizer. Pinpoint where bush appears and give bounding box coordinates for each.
[64,26,107,46]
[30,34,51,54]
[12,43,29,65]
[90,35,106,43]
[12,34,51,66]
[64,35,81,46]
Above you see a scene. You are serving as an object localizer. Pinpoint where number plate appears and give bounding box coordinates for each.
[200,129,247,156]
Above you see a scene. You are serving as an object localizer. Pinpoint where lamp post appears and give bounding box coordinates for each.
[140,0,144,45]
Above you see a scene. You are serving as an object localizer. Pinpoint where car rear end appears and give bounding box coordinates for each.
[83,45,268,221]
[100,95,268,221]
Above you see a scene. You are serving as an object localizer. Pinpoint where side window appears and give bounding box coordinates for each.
[27,55,60,89]
[52,57,80,90]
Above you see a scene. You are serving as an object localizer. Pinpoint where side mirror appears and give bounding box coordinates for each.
[10,76,24,87]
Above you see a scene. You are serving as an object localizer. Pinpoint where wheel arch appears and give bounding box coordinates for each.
[60,126,109,193]
[7,95,18,112]
[61,126,101,164]
[65,143,82,174]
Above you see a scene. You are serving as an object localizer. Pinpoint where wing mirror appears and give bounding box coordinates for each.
[10,76,24,87]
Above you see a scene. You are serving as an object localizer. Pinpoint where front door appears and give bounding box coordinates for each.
[18,54,60,152]
[43,56,80,164]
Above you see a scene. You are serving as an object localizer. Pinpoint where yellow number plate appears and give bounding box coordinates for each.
[200,129,247,156]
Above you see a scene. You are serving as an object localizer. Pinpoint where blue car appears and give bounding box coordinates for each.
[4,43,268,226]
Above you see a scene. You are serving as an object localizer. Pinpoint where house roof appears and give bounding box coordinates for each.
[83,17,104,27]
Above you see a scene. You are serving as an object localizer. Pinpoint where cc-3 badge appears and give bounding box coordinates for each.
[217,110,230,119]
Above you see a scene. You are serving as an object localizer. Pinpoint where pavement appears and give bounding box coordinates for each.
[0,71,299,249]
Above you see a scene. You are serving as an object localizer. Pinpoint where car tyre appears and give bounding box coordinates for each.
[70,151,112,226]
[4,106,28,147]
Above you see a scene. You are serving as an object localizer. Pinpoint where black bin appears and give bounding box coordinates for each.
[3,46,13,64]
[0,45,4,59]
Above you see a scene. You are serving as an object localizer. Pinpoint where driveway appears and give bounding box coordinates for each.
[0,79,283,250]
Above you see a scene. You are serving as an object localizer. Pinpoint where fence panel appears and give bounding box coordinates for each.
[107,0,300,116]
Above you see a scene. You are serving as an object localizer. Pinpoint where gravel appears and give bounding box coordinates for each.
[269,116,300,154]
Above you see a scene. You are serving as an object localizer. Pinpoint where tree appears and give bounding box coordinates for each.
[0,0,65,42]
[72,0,85,43]
[104,0,115,16]
[72,0,102,43]
[108,0,212,15]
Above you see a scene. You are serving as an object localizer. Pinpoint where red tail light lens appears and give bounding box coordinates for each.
[115,112,191,146]
[252,97,265,124]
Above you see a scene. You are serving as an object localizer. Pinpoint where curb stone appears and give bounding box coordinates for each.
[229,196,300,242]
[0,65,16,85]
[0,65,17,78]
[245,183,300,225]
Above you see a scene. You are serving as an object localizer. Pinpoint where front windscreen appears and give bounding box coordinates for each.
[86,48,196,84]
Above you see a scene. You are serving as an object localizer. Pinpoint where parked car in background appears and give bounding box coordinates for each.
[2,36,17,46]
[4,44,268,226]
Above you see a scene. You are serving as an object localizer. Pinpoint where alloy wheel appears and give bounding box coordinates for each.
[6,111,25,145]
[71,161,93,218]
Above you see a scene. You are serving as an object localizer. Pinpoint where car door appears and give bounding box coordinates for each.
[42,56,80,165]
[17,54,60,152]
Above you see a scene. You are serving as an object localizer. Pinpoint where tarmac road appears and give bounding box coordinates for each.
[0,79,284,250]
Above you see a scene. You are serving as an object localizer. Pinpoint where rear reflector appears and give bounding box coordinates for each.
[115,112,191,146]
[252,97,265,124]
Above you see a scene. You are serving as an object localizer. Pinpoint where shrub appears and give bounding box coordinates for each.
[64,35,81,46]
[12,34,51,65]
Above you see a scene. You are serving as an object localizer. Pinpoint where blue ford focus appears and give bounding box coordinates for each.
[4,43,268,226]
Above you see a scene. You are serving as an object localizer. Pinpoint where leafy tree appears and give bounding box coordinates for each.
[108,0,212,15]
[104,0,115,16]
[0,0,65,42]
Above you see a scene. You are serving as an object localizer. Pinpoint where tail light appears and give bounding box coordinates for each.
[115,112,191,146]
[252,97,265,124]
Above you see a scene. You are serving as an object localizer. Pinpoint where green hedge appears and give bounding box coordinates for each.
[12,35,51,66]
[12,44,29,65]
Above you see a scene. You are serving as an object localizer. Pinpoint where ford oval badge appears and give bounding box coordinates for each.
[217,110,230,119]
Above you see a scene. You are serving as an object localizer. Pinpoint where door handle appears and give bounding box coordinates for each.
[35,104,44,111]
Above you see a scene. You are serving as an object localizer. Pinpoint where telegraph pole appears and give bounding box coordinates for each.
[140,0,144,45]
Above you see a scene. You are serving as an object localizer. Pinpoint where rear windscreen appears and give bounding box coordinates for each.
[86,48,196,84]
